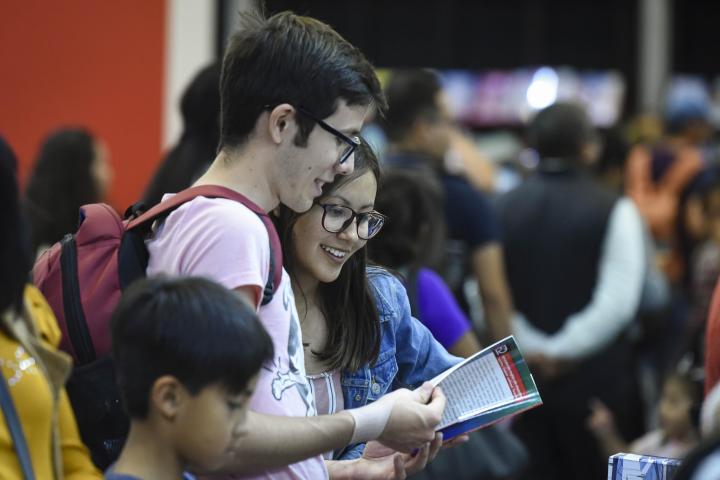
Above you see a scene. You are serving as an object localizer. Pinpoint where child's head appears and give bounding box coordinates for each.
[273,138,383,371]
[111,276,273,472]
[660,372,704,439]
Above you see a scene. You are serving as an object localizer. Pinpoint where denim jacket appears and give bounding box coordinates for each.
[337,267,460,460]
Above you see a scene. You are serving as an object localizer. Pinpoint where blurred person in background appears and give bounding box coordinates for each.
[369,169,530,480]
[0,135,101,479]
[595,126,672,427]
[383,68,513,343]
[625,85,719,383]
[498,103,646,479]
[587,371,702,460]
[626,84,716,288]
[670,180,720,383]
[25,128,112,256]
[143,63,221,208]
[444,127,497,193]
[368,169,481,358]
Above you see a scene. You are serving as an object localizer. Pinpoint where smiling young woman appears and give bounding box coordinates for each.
[273,139,461,476]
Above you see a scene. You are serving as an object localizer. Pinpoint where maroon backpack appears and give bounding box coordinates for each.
[31,184,282,467]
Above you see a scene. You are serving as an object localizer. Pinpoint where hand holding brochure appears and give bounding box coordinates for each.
[428,336,542,441]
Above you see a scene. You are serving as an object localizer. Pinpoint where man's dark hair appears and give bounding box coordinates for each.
[25,128,102,253]
[383,69,443,142]
[274,139,382,372]
[220,10,386,150]
[111,276,273,419]
[527,102,596,161]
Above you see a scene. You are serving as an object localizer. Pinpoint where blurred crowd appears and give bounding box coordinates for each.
[5,8,720,480]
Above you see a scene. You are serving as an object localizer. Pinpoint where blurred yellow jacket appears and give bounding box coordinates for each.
[0,285,101,480]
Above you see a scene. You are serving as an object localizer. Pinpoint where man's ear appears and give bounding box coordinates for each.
[150,375,186,421]
[267,103,295,144]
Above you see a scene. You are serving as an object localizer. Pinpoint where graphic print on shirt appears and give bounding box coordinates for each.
[269,285,316,416]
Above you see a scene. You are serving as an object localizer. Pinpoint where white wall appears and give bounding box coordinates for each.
[163,0,217,149]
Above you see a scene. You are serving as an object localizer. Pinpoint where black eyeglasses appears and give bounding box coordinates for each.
[264,104,360,165]
[295,106,361,165]
[319,204,386,240]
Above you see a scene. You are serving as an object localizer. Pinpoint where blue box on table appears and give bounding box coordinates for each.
[608,453,682,480]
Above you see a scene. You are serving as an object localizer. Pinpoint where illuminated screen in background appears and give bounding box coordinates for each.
[439,67,626,128]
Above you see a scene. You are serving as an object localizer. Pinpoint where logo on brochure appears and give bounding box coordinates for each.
[494,344,508,356]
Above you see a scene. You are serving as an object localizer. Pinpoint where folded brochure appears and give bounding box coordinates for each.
[428,335,542,441]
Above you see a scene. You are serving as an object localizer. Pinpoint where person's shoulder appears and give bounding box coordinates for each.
[416,267,446,289]
[367,266,406,318]
[23,284,62,348]
[165,196,268,237]
[367,265,402,289]
[183,196,264,222]
[442,174,492,206]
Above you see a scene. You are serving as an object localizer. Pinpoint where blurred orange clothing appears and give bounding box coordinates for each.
[625,144,702,241]
[625,144,703,283]
[0,285,100,480]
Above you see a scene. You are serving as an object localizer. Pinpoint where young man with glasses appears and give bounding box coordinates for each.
[145,10,446,480]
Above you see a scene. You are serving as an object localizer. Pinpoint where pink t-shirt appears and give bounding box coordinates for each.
[146,196,326,480]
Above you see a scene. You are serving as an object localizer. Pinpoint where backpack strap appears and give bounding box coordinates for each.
[0,371,35,480]
[127,185,283,304]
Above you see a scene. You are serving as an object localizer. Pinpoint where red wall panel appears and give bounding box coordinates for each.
[0,0,166,210]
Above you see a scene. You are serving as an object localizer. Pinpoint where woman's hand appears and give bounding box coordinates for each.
[326,434,443,480]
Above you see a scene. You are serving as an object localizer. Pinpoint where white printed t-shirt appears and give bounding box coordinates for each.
[146,195,325,480]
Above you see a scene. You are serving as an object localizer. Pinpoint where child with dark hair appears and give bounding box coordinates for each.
[107,276,274,480]
[587,372,702,460]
